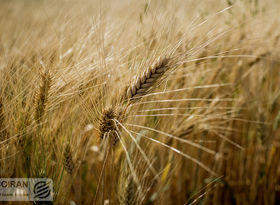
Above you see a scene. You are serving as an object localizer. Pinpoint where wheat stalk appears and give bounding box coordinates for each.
[0,97,8,140]
[0,97,5,138]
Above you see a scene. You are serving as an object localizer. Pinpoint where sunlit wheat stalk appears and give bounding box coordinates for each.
[0,97,7,140]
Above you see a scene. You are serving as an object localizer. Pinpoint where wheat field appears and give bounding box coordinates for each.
[0,0,280,204]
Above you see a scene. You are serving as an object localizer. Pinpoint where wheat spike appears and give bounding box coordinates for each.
[126,56,170,102]
[98,107,119,145]
[34,70,52,122]
[122,176,136,205]
[63,143,74,175]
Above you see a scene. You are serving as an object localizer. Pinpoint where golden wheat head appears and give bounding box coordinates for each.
[34,70,52,123]
[126,56,170,103]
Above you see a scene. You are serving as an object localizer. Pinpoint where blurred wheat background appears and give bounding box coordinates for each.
[0,0,279,204]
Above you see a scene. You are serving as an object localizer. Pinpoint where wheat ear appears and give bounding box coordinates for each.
[98,57,171,146]
[63,143,75,175]
[122,176,136,205]
[98,107,119,146]
[126,56,170,103]
[34,70,52,123]
[124,177,136,205]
